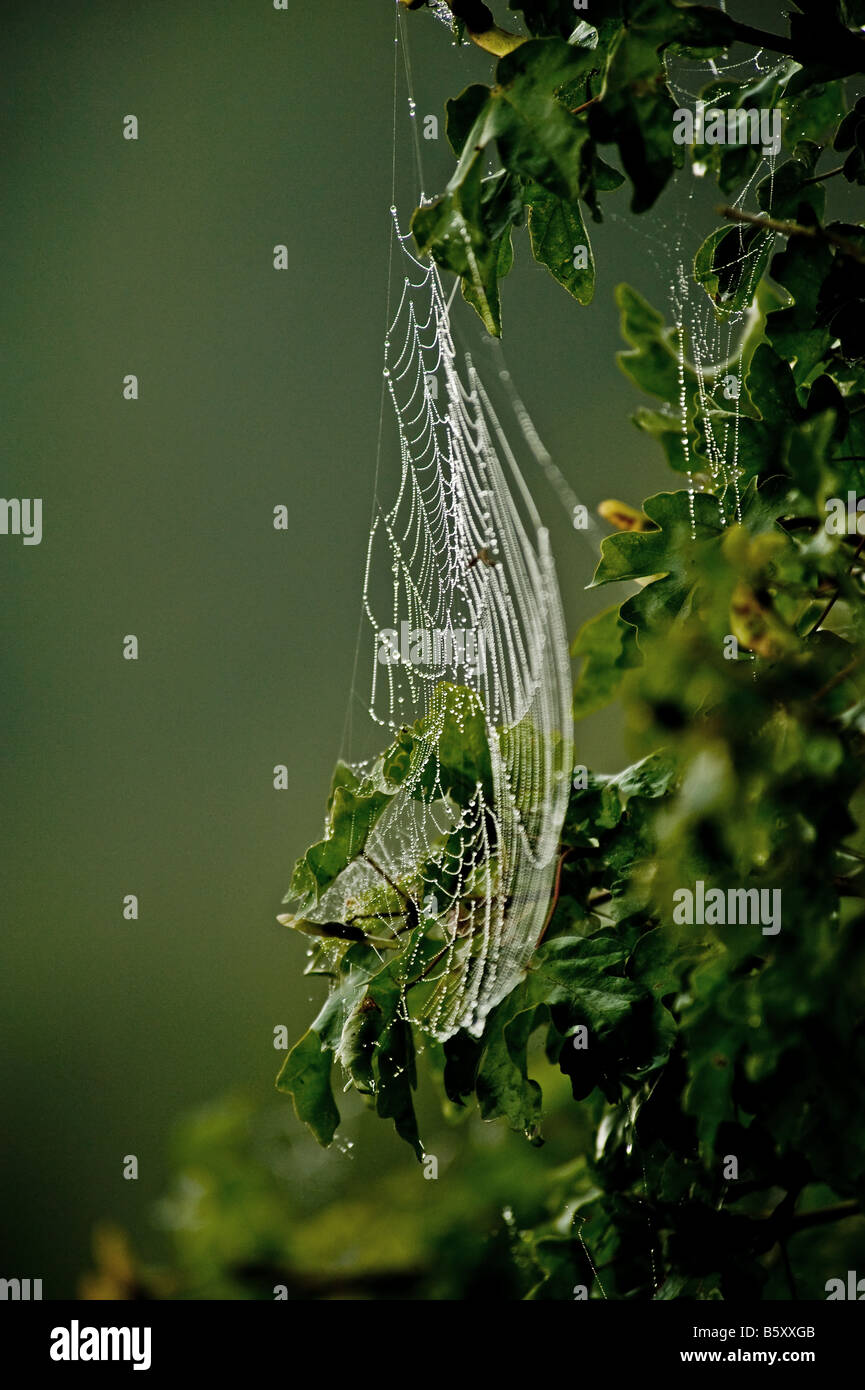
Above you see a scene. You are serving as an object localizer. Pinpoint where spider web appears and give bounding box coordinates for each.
[303,212,574,1041]
[663,43,787,536]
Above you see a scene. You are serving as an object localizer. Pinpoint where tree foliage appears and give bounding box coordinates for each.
[276,0,865,1299]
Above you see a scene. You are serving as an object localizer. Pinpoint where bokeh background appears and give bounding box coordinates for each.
[2,0,834,1298]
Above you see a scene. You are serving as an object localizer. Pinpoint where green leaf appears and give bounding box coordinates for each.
[525,181,595,302]
[525,1233,592,1300]
[508,0,577,39]
[746,341,802,428]
[559,18,623,113]
[445,83,491,156]
[590,490,725,636]
[683,1019,739,1150]
[335,973,401,1095]
[636,0,736,50]
[412,160,520,337]
[629,925,715,1002]
[287,762,395,906]
[834,96,865,185]
[476,993,546,1137]
[415,35,622,327]
[766,230,833,383]
[395,682,494,806]
[587,29,678,214]
[528,934,644,1038]
[493,39,596,200]
[694,224,774,320]
[276,1029,340,1147]
[572,605,641,717]
[442,1029,483,1104]
[756,146,825,221]
[632,406,691,474]
[815,224,865,360]
[587,1,734,213]
[578,139,626,221]
[375,1018,424,1160]
[693,64,791,195]
[603,750,678,807]
[615,283,696,402]
[565,753,677,855]
[781,75,845,148]
[306,948,380,1051]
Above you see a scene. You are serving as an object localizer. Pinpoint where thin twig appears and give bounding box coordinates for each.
[347,910,407,923]
[405,943,451,988]
[801,163,847,186]
[725,17,865,77]
[362,852,410,904]
[811,652,865,704]
[535,848,575,948]
[810,533,865,636]
[791,1200,861,1231]
[834,873,865,898]
[717,205,865,266]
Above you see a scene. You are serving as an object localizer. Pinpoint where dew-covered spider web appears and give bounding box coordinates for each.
[299,212,574,1040]
[659,43,787,538]
[277,3,581,1042]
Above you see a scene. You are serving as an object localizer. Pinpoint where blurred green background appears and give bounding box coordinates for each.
[2,0,822,1298]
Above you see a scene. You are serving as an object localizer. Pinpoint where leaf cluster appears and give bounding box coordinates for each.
[277,1,865,1298]
[408,0,865,333]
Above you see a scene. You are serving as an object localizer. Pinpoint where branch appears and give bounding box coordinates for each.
[810,532,865,637]
[535,848,575,948]
[811,653,865,705]
[405,942,451,988]
[791,1201,861,1232]
[801,163,847,187]
[725,17,865,77]
[717,205,865,266]
[399,0,525,58]
[833,873,865,898]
